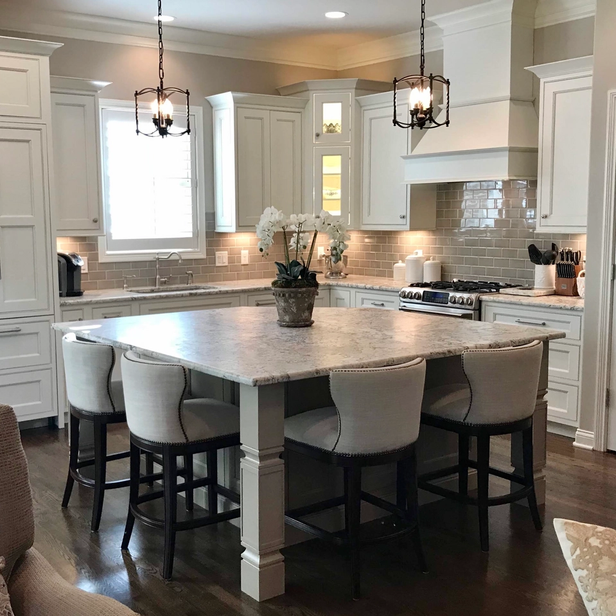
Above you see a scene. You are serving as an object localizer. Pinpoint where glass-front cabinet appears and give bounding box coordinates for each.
[313,92,351,144]
[314,146,350,223]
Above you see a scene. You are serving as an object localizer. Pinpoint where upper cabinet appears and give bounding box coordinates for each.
[207,92,306,232]
[527,56,593,234]
[51,76,110,236]
[357,92,436,231]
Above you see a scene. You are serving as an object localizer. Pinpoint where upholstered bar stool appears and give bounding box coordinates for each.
[61,333,138,532]
[284,358,427,600]
[120,351,241,580]
[419,340,544,552]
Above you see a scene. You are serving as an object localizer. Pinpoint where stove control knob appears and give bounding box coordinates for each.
[449,296,456,304]
[413,291,422,300]
[466,297,474,306]
[399,290,407,298]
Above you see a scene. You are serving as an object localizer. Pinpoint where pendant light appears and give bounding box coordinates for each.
[134,0,190,137]
[393,0,450,130]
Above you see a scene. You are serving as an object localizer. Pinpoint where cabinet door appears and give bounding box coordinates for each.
[314,92,351,144]
[0,53,42,120]
[139,295,240,315]
[355,290,398,310]
[314,146,351,225]
[537,75,592,232]
[270,110,302,214]
[246,291,276,307]
[330,288,352,307]
[51,92,103,235]
[0,126,52,316]
[236,107,271,229]
[361,104,409,229]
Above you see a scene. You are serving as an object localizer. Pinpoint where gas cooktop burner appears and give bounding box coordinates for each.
[408,280,520,293]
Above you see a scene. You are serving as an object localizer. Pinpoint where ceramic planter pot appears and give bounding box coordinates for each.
[272,286,318,327]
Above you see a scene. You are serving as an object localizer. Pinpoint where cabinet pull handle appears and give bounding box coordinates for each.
[371,302,386,307]
[515,319,547,327]
[92,217,99,223]
[255,301,275,307]
[541,214,548,219]
[0,327,21,334]
[399,214,406,219]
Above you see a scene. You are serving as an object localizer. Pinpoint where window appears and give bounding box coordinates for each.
[98,100,205,261]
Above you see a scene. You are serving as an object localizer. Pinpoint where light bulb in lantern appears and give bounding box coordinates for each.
[150,99,159,117]
[161,98,173,120]
[409,85,431,112]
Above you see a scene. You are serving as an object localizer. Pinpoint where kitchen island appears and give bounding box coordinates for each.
[52,307,564,601]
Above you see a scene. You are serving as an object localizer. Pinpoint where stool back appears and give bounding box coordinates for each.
[462,340,543,425]
[121,351,189,444]
[329,358,426,455]
[62,333,118,414]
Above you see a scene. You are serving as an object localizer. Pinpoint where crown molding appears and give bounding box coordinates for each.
[51,75,112,93]
[535,0,596,28]
[0,34,62,56]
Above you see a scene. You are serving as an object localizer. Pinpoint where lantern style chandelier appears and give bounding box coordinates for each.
[135,0,190,137]
[393,0,450,130]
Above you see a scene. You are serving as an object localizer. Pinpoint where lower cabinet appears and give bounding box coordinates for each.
[482,302,583,429]
[139,295,241,315]
[355,289,399,310]
[330,288,352,307]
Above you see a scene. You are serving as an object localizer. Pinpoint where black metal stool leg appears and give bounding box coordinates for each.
[91,419,107,532]
[346,466,362,600]
[477,434,490,552]
[396,460,407,509]
[523,426,543,531]
[122,442,141,550]
[184,454,194,512]
[207,451,217,515]
[145,452,154,488]
[62,411,79,508]
[162,449,178,580]
[459,434,469,497]
[405,452,428,573]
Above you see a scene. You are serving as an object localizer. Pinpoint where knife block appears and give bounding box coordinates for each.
[555,265,581,296]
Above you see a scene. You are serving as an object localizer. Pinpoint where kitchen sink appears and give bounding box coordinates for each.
[131,284,216,294]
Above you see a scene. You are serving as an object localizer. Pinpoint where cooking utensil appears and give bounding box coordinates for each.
[528,244,543,265]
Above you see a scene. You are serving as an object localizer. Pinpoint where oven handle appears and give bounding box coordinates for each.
[400,307,472,318]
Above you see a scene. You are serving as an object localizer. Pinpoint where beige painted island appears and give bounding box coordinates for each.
[52,307,564,601]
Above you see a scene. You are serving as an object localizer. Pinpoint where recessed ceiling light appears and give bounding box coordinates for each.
[154,14,175,22]
[325,11,348,19]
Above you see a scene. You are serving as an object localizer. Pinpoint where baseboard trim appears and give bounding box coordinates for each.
[573,429,595,450]
[547,421,577,439]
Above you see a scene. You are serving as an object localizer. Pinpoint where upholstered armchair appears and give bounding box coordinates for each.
[0,404,138,616]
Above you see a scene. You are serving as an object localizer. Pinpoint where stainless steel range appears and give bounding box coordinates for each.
[398,280,519,320]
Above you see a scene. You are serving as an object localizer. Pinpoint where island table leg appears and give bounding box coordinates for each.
[239,383,286,601]
[511,340,549,506]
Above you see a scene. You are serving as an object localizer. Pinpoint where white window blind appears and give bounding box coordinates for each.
[100,105,200,254]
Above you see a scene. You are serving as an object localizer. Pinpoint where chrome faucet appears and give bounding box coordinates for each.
[154,252,183,288]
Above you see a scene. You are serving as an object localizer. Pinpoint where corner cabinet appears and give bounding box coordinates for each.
[527,56,593,234]
[207,92,306,232]
[51,76,110,236]
[357,92,437,231]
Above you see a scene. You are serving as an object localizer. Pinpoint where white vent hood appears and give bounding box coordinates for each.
[403,0,539,184]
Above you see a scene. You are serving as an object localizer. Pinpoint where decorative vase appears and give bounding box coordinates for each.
[272,286,319,327]
[324,254,348,279]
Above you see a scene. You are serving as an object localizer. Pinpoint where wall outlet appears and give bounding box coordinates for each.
[80,256,89,273]
[241,250,250,265]
[215,251,228,266]
[317,246,330,259]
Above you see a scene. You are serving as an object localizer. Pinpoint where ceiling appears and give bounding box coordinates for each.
[2,0,493,48]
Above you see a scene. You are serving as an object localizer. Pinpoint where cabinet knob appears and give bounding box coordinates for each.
[541,214,548,219]
[92,217,99,223]
[315,132,320,138]
[399,214,406,220]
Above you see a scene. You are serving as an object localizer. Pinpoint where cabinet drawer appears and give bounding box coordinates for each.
[246,292,275,307]
[61,308,86,322]
[139,295,241,315]
[355,290,398,310]
[548,341,580,381]
[0,368,54,422]
[0,54,42,119]
[92,304,132,320]
[330,288,352,307]
[547,380,579,425]
[482,304,582,340]
[0,318,52,370]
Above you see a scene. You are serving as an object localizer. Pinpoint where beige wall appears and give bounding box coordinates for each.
[533,17,595,65]
[336,50,443,82]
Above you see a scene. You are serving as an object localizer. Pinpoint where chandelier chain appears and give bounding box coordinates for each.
[158,0,164,88]
[420,0,426,75]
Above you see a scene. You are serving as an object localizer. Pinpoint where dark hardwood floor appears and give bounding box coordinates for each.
[20,425,615,616]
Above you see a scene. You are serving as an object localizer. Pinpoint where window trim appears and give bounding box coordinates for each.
[97,99,206,263]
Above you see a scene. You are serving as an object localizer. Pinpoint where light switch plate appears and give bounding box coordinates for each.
[241,250,250,265]
[81,256,89,273]
[317,246,326,259]
[215,251,228,266]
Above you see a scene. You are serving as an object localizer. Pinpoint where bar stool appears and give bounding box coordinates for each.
[284,358,427,600]
[419,340,544,552]
[61,333,135,532]
[120,351,241,580]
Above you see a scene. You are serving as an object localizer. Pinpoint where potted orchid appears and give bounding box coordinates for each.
[256,207,349,327]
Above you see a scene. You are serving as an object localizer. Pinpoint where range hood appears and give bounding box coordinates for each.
[403,0,539,184]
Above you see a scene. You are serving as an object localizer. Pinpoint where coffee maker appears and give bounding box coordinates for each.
[57,252,84,297]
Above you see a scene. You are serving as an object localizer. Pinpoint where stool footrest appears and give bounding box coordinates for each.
[129,502,240,532]
[419,480,533,507]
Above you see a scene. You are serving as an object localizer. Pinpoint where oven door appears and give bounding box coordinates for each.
[399,303,479,320]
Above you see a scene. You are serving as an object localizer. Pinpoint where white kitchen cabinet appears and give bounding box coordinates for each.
[358,92,437,231]
[0,368,54,422]
[482,301,583,429]
[246,291,276,307]
[355,289,399,310]
[330,288,352,307]
[207,92,306,232]
[0,316,53,371]
[314,289,330,307]
[527,57,593,233]
[91,303,133,320]
[139,295,241,315]
[51,77,110,236]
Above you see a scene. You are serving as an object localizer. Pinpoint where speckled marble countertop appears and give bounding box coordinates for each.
[480,293,584,312]
[53,307,564,386]
[59,276,406,306]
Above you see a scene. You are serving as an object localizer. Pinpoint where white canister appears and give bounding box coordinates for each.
[393,260,406,282]
[423,257,442,283]
[534,264,556,289]
[577,270,586,298]
[405,250,425,284]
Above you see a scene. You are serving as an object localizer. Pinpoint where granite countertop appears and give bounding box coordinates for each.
[480,293,584,312]
[59,276,406,306]
[52,307,564,386]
